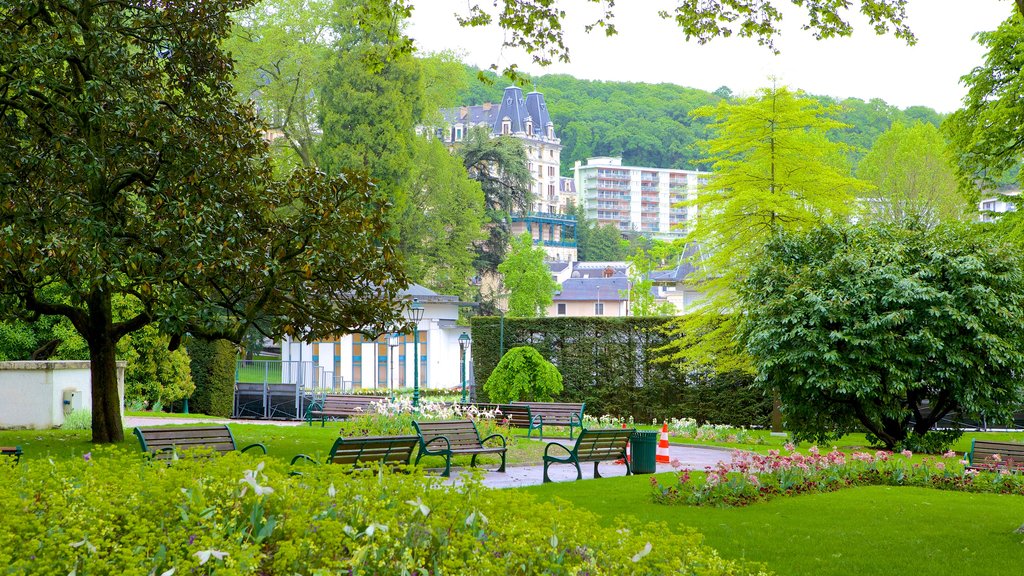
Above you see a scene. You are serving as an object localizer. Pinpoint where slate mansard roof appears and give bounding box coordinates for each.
[442,86,555,138]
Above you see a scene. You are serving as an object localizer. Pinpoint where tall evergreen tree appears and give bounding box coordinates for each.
[665,85,868,371]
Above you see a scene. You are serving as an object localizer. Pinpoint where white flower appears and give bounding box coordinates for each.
[194,549,228,565]
[405,497,430,517]
[631,542,652,562]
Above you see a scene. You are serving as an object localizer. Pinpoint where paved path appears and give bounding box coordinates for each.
[123,417,737,488]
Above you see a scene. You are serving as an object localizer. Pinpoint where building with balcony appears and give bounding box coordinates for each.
[573,157,710,240]
[441,87,576,260]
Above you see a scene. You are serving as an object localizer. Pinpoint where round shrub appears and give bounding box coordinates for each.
[484,346,563,403]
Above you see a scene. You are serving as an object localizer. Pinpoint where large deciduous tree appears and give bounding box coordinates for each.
[663,86,866,372]
[498,233,558,318]
[0,0,406,443]
[738,222,1024,449]
[858,121,968,225]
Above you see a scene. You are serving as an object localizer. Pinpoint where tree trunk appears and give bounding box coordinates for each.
[87,290,124,443]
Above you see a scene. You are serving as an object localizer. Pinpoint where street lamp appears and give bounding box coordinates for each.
[408,298,425,408]
[458,332,472,403]
[387,331,400,401]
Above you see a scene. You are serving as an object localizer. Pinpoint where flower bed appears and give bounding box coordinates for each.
[652,445,1024,507]
[0,450,770,575]
[668,418,765,445]
[337,398,515,445]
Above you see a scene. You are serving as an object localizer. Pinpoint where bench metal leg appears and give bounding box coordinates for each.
[442,454,452,478]
[574,461,582,480]
[498,451,506,473]
[593,461,601,479]
[543,461,552,483]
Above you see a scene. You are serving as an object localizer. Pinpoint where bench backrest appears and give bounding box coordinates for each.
[320,395,387,410]
[133,425,238,459]
[413,420,483,450]
[328,435,420,467]
[572,428,635,461]
[971,440,1024,468]
[459,403,534,427]
[511,401,584,423]
[1,446,22,463]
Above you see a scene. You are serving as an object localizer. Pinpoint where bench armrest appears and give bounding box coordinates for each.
[421,435,452,455]
[544,441,573,461]
[290,453,318,466]
[480,433,506,448]
[240,443,267,455]
[570,412,584,427]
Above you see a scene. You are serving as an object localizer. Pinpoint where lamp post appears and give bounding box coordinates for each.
[387,331,400,401]
[458,332,472,404]
[408,298,425,408]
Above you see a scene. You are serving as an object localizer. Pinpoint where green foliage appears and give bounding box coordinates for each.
[572,201,628,261]
[188,339,237,418]
[0,450,766,576]
[739,221,1024,448]
[61,409,92,431]
[625,246,676,316]
[664,85,868,373]
[498,233,558,317]
[484,346,564,402]
[471,317,769,425]
[858,121,968,224]
[0,1,407,443]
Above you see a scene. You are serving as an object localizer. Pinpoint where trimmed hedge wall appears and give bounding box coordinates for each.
[186,337,236,418]
[470,316,771,426]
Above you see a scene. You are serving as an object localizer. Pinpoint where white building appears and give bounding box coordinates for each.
[281,286,472,393]
[979,193,1018,222]
[573,156,709,240]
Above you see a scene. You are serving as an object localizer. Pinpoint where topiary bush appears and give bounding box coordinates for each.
[0,449,770,575]
[187,337,236,417]
[484,346,563,403]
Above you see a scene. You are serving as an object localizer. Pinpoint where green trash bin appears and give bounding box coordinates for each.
[631,431,658,474]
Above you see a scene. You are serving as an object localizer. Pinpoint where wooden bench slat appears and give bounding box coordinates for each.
[967,440,1024,470]
[413,419,507,477]
[292,435,419,469]
[543,427,635,483]
[133,425,266,459]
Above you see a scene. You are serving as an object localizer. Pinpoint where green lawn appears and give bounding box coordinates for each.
[519,473,1024,576]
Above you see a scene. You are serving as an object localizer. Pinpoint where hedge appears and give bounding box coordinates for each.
[187,337,236,418]
[0,450,771,575]
[470,316,771,426]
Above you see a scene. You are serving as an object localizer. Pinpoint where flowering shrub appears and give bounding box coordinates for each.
[668,418,765,445]
[583,413,628,428]
[0,450,770,575]
[337,398,516,446]
[652,446,1024,507]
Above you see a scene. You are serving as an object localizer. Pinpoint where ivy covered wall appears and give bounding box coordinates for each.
[470,316,770,426]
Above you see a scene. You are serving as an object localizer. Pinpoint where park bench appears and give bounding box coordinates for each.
[290,435,420,471]
[459,403,541,438]
[511,401,586,439]
[413,419,507,477]
[542,427,635,483]
[133,425,267,460]
[306,394,387,426]
[1,446,22,464]
[966,439,1024,472]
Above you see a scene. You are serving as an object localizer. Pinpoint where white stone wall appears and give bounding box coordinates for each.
[0,361,125,429]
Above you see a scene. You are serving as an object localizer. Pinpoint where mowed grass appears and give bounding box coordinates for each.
[519,472,1024,576]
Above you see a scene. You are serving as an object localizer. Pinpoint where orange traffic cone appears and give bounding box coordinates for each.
[656,422,670,463]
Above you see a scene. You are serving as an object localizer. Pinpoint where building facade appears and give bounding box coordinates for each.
[281,286,472,393]
[442,87,577,260]
[573,156,709,240]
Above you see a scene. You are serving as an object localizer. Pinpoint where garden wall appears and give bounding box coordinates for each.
[469,316,771,425]
[0,360,125,428]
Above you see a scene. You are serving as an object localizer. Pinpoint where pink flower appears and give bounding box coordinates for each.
[935,462,945,471]
[875,451,890,461]
[901,449,913,459]
[808,446,820,456]
[942,450,956,459]
[993,454,1002,462]
[783,442,796,452]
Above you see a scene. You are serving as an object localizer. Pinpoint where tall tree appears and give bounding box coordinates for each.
[858,121,969,225]
[459,126,533,275]
[0,0,407,442]
[224,0,333,170]
[625,247,676,317]
[664,85,867,371]
[498,233,558,318]
[739,221,1024,449]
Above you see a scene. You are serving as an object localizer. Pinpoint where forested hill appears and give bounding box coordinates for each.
[454,66,944,177]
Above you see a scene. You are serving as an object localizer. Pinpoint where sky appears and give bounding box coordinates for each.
[406,0,1014,113]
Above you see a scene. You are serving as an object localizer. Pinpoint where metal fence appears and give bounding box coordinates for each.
[234,360,343,420]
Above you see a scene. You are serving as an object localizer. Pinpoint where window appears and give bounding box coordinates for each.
[594,302,604,315]
[526,119,533,136]
[454,127,463,141]
[557,303,566,315]
[548,184,555,197]
[538,165,543,178]
[548,166,555,177]
[501,119,511,135]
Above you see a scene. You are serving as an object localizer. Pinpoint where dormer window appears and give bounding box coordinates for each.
[525,117,533,136]
[501,118,511,135]
[547,123,554,139]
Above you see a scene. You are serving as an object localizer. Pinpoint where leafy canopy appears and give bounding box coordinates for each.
[498,233,558,318]
[738,221,1024,448]
[484,346,564,403]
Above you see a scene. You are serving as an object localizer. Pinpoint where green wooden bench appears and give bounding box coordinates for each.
[1,446,22,464]
[542,427,635,483]
[291,435,420,470]
[966,439,1024,472]
[413,420,507,477]
[306,394,387,426]
[458,403,541,437]
[511,401,585,439]
[133,425,266,460]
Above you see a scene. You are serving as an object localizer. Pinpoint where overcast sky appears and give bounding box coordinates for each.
[407,1,1014,113]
